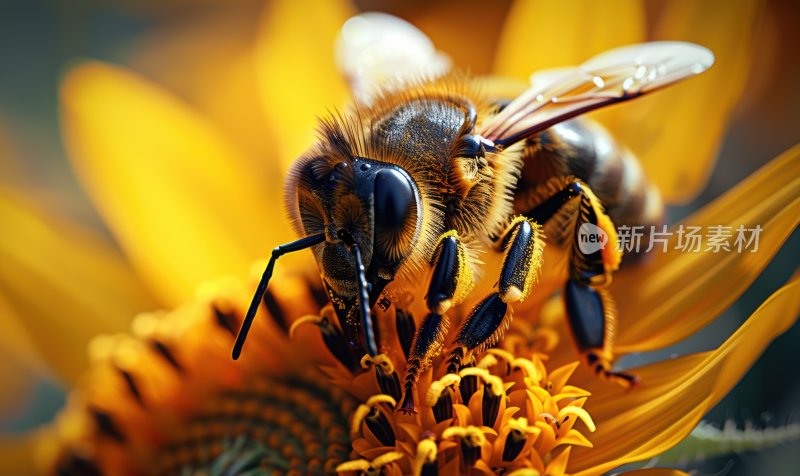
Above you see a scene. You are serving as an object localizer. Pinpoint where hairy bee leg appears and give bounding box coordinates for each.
[395,308,416,359]
[426,231,473,315]
[497,217,545,304]
[399,312,448,413]
[522,178,621,287]
[447,217,545,369]
[523,178,632,385]
[400,231,474,413]
[451,293,508,353]
[564,281,637,387]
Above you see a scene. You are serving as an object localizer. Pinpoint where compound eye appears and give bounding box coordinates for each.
[373,169,415,234]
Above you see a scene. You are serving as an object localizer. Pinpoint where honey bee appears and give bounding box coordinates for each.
[232,17,713,413]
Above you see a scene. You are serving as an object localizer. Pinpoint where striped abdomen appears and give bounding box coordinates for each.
[513,118,663,258]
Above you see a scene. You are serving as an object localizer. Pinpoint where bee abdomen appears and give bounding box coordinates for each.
[515,118,663,258]
[580,120,662,235]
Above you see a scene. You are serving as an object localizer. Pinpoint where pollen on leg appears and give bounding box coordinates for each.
[499,216,545,304]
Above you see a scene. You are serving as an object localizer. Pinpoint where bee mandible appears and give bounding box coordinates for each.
[232,15,714,413]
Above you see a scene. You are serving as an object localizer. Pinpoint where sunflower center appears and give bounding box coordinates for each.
[155,376,352,475]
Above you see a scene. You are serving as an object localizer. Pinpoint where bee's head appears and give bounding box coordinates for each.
[288,154,422,297]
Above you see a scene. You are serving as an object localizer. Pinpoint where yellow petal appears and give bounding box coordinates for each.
[61,62,287,306]
[0,191,156,382]
[544,445,571,475]
[254,0,355,174]
[129,5,281,169]
[493,0,645,78]
[614,146,800,352]
[592,0,762,203]
[556,429,593,448]
[675,144,799,227]
[709,272,800,401]
[0,293,45,375]
[569,274,800,474]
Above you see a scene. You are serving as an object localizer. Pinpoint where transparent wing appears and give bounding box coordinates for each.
[479,42,714,147]
[335,13,451,103]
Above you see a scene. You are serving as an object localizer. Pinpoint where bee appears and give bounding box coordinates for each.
[231,22,713,413]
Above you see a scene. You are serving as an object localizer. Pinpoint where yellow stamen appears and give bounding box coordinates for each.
[511,357,543,384]
[350,394,397,438]
[412,438,438,476]
[508,417,541,436]
[476,353,499,369]
[425,373,462,406]
[458,367,504,396]
[288,314,322,338]
[442,425,488,446]
[360,353,395,374]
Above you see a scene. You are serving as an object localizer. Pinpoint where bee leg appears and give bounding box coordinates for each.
[447,217,545,371]
[564,281,638,387]
[395,308,416,359]
[523,178,633,386]
[522,178,622,287]
[558,183,635,387]
[399,231,474,413]
[425,231,474,315]
[399,312,448,413]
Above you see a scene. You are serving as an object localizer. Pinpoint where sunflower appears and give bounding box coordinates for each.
[1,0,798,475]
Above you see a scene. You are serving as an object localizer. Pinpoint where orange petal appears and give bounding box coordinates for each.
[569,274,800,474]
[0,191,156,382]
[254,0,355,174]
[493,0,645,78]
[61,62,287,306]
[592,0,763,203]
[614,145,799,352]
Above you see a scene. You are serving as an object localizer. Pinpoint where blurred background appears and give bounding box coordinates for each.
[1,0,798,474]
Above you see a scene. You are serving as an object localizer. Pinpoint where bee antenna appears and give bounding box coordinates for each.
[340,232,378,357]
[232,233,326,360]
